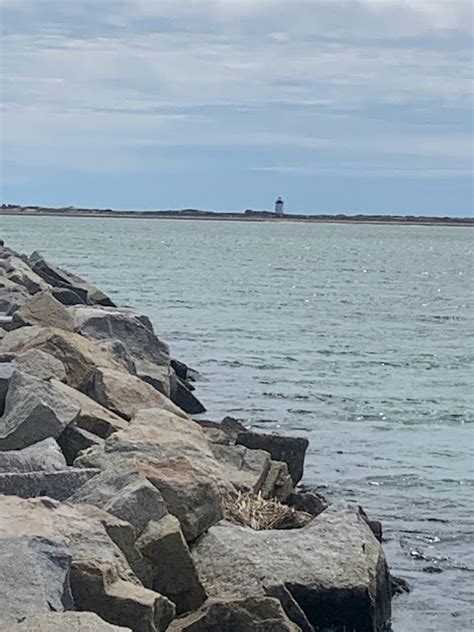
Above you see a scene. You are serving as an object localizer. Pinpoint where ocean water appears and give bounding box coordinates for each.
[1,215,473,631]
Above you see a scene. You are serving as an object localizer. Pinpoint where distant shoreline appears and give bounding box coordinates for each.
[1,206,473,227]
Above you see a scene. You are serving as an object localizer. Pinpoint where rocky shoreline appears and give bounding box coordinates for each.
[0,240,405,631]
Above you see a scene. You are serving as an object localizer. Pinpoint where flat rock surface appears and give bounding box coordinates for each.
[1,612,132,631]
[0,437,66,472]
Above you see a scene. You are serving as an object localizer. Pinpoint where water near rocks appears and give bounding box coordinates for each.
[2,215,473,631]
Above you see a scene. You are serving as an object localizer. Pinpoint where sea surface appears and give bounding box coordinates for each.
[1,215,473,631]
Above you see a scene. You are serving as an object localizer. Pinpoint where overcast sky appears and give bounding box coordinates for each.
[1,0,472,215]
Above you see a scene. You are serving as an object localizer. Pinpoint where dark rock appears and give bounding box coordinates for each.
[0,536,74,624]
[0,361,14,415]
[0,467,101,501]
[0,437,66,472]
[51,287,87,305]
[423,566,443,573]
[172,376,206,415]
[168,597,301,632]
[192,505,392,632]
[171,359,189,381]
[390,575,411,596]
[358,505,383,543]
[286,490,328,517]
[57,425,105,465]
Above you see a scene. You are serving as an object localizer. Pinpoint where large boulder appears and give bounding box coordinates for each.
[0,370,80,450]
[2,612,132,631]
[0,495,175,631]
[0,277,30,314]
[11,290,75,331]
[5,349,67,382]
[191,505,392,632]
[29,251,115,307]
[79,367,186,421]
[57,425,105,465]
[172,376,206,415]
[0,535,74,624]
[168,597,301,632]
[51,379,129,438]
[1,255,49,295]
[0,327,126,388]
[0,467,100,501]
[0,437,66,472]
[69,305,171,395]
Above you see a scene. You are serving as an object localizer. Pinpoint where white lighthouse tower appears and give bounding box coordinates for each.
[275,197,284,216]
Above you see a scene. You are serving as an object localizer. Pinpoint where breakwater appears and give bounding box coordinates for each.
[0,240,401,631]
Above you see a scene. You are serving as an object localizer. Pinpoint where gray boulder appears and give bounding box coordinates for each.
[1,255,49,295]
[136,514,207,614]
[0,437,66,472]
[0,361,14,414]
[192,505,392,632]
[51,286,87,305]
[0,467,100,501]
[5,349,67,382]
[11,290,75,331]
[0,370,81,450]
[69,305,171,395]
[57,425,105,465]
[0,536,73,624]
[1,612,132,631]
[69,467,168,534]
[168,597,301,632]
[0,277,30,314]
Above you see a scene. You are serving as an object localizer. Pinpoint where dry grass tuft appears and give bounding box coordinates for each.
[223,491,313,530]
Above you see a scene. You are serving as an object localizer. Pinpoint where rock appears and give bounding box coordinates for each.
[0,361,14,414]
[0,495,175,631]
[51,286,87,305]
[11,291,75,330]
[390,575,410,596]
[138,456,223,543]
[29,251,115,306]
[0,370,81,450]
[168,597,301,632]
[358,505,383,543]
[235,430,308,487]
[170,359,189,381]
[286,490,328,517]
[1,327,126,388]
[69,467,168,535]
[58,425,105,465]
[192,504,392,632]
[0,437,66,472]
[8,349,67,382]
[98,339,137,374]
[136,514,206,614]
[0,536,74,624]
[80,367,188,421]
[0,314,13,331]
[173,376,206,415]
[0,467,101,500]
[51,379,129,438]
[0,277,30,313]
[2,255,50,295]
[69,305,171,395]
[2,612,132,631]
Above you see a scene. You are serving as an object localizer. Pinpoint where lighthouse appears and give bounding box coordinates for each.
[275,197,284,215]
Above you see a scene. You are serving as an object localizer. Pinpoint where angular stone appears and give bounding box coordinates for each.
[0,277,30,314]
[69,467,168,535]
[168,597,300,632]
[0,468,101,501]
[0,437,66,472]
[80,367,187,421]
[0,361,13,414]
[210,443,272,493]
[192,505,392,632]
[136,514,206,614]
[2,612,132,631]
[0,370,81,450]
[51,286,87,305]
[15,348,67,381]
[0,536,73,624]
[2,255,50,295]
[57,425,105,465]
[286,490,328,518]
[259,459,294,502]
[236,430,308,487]
[69,305,171,394]
[11,290,75,330]
[51,379,129,438]
[0,495,175,632]
[173,376,206,415]
[1,327,126,388]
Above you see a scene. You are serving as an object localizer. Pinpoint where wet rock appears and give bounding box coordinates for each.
[235,430,308,487]
[2,612,132,631]
[192,504,392,632]
[390,575,410,596]
[173,376,206,415]
[0,495,175,631]
[80,367,187,421]
[69,305,171,395]
[0,437,66,472]
[11,291,75,331]
[137,514,207,614]
[0,536,74,624]
[168,597,301,632]
[29,251,115,307]
[58,425,105,465]
[0,467,101,500]
[69,467,168,534]
[286,490,328,517]
[0,327,126,388]
[51,379,129,438]
[0,370,80,450]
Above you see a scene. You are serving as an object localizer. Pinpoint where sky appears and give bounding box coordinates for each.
[0,0,473,216]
